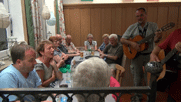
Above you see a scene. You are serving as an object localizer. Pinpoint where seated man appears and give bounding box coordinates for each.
[98,34,110,52]
[64,34,79,53]
[73,57,112,102]
[0,44,42,101]
[56,34,80,64]
[84,33,97,51]
[100,34,123,77]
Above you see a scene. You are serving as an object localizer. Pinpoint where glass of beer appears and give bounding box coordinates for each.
[91,51,94,56]
[80,52,84,58]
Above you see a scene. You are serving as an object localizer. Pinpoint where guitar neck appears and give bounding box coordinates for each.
[160,48,178,65]
[137,33,155,44]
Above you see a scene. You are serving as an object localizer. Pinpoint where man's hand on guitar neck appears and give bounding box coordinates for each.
[175,42,181,52]
[154,31,162,43]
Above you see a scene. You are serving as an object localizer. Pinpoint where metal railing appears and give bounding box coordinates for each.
[0,86,151,102]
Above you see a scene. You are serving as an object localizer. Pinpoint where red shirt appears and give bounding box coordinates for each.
[158,28,181,53]
[158,28,181,101]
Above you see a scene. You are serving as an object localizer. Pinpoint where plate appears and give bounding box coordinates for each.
[85,55,100,59]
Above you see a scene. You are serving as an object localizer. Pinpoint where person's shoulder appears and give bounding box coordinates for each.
[0,65,17,78]
[106,44,112,48]
[29,69,39,77]
[171,28,181,35]
[118,43,123,47]
[148,22,157,26]
[126,22,138,30]
[174,28,181,32]
[129,22,138,27]
[93,40,97,43]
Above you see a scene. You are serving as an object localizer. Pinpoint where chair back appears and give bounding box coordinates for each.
[115,64,125,85]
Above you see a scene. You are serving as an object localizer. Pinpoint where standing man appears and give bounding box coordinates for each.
[0,44,42,101]
[120,7,162,101]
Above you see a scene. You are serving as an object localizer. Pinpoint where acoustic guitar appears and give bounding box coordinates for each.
[123,22,175,59]
[146,48,178,84]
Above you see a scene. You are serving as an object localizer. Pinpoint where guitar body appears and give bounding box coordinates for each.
[157,50,166,81]
[123,35,146,59]
[147,50,166,86]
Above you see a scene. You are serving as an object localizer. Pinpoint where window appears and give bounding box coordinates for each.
[0,0,11,59]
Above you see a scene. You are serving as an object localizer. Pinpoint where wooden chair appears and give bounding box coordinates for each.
[115,64,125,85]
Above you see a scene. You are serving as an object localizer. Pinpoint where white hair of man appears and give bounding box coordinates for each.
[73,57,111,102]
[87,33,93,38]
[109,34,118,42]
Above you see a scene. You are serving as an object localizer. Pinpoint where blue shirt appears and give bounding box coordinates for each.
[99,42,106,51]
[58,44,68,54]
[0,65,42,101]
[54,47,63,57]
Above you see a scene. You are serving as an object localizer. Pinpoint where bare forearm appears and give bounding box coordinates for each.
[67,54,78,57]
[42,76,55,87]
[121,38,132,45]
[152,46,162,56]
[85,46,87,51]
[106,54,118,60]
[94,46,97,51]
[54,71,62,80]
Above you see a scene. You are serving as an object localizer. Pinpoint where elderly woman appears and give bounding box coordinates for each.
[35,40,63,87]
[49,36,68,64]
[98,34,110,52]
[73,57,111,102]
[84,33,97,51]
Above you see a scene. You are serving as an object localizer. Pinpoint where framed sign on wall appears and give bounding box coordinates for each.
[81,0,93,1]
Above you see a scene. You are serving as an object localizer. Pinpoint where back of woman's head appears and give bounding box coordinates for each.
[36,40,52,57]
[73,57,111,102]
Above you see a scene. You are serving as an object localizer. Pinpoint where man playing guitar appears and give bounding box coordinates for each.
[120,7,162,101]
[150,28,181,102]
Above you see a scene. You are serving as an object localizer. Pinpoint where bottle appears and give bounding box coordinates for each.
[55,94,61,102]
[65,70,71,86]
[61,96,68,102]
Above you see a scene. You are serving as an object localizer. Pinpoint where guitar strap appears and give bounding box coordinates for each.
[138,24,148,38]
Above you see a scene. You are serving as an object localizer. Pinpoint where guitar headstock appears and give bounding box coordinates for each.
[158,22,175,32]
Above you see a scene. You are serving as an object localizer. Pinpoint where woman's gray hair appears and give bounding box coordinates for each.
[73,57,111,102]
[102,34,109,39]
[109,34,118,42]
[87,33,93,38]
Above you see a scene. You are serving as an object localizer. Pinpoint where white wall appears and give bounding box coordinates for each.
[0,0,24,59]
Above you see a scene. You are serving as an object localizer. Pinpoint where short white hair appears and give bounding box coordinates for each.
[109,34,118,42]
[73,57,111,102]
